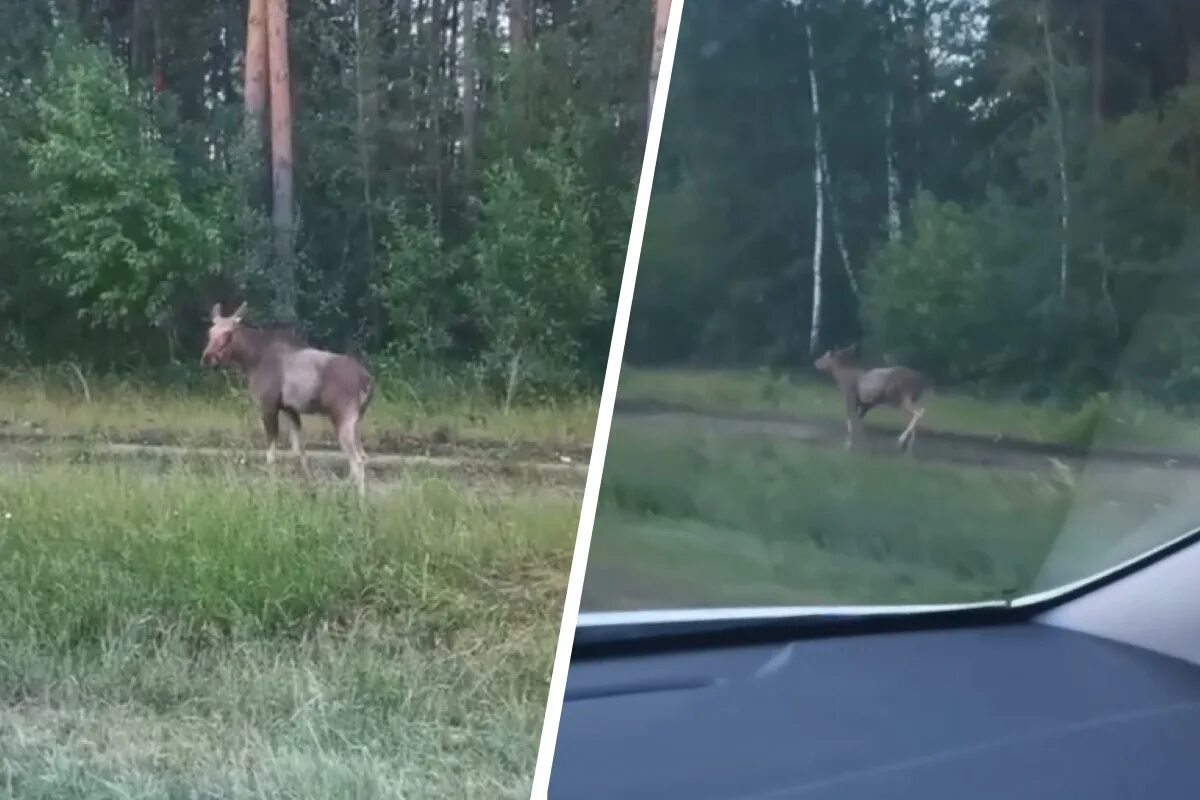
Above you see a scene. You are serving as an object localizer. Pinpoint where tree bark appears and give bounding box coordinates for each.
[807,17,856,299]
[1038,0,1070,299]
[509,0,528,54]
[355,0,379,271]
[462,0,478,191]
[481,0,498,118]
[130,0,141,83]
[1091,0,1105,123]
[266,0,297,318]
[650,0,671,118]
[806,18,825,355]
[428,0,444,221]
[883,3,901,242]
[912,0,930,196]
[245,0,269,139]
[823,158,857,298]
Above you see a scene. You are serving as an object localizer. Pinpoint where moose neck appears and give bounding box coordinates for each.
[830,362,865,392]
[228,326,293,372]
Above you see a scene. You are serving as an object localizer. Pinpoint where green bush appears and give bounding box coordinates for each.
[16,43,223,334]
[467,132,605,406]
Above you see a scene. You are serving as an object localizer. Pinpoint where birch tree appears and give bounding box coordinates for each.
[650,0,671,116]
[882,0,901,241]
[806,14,825,354]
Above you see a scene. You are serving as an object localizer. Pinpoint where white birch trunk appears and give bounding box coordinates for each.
[650,0,671,121]
[807,18,825,354]
[883,7,901,242]
[822,151,858,298]
[807,24,857,299]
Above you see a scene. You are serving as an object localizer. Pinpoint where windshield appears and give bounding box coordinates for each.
[581,0,1200,615]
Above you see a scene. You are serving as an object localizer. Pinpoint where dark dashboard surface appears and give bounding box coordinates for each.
[549,622,1200,799]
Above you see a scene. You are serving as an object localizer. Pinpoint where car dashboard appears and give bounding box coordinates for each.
[549,621,1200,799]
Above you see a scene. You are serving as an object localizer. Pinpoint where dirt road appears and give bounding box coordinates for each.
[612,398,1200,475]
[0,428,588,494]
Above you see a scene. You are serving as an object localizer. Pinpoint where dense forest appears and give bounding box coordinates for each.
[633,0,1200,406]
[0,0,653,400]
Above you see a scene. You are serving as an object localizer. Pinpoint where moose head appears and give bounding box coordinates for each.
[201,301,248,366]
[813,344,857,374]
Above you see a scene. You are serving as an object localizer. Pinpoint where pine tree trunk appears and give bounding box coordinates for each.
[509,0,528,54]
[428,0,444,221]
[806,18,824,355]
[130,0,141,83]
[462,0,478,191]
[355,0,379,271]
[481,0,498,119]
[266,0,297,318]
[245,0,268,144]
[1092,0,1105,122]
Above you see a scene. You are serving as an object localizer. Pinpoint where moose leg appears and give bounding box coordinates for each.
[843,396,860,450]
[282,408,313,482]
[898,400,925,453]
[336,413,367,499]
[262,409,280,470]
[352,416,369,470]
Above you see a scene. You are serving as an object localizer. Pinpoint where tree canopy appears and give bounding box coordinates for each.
[632,0,1200,406]
[0,0,650,400]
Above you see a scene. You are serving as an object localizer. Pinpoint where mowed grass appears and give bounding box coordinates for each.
[0,460,577,798]
[582,417,1082,611]
[0,368,598,456]
[617,366,1200,453]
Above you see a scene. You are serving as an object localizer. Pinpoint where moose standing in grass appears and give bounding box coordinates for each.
[201,302,375,497]
[814,345,929,453]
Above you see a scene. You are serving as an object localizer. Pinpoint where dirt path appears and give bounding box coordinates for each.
[0,433,588,493]
[0,422,592,465]
[613,398,1200,475]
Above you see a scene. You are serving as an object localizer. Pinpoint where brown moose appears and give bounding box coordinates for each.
[814,345,929,453]
[201,302,374,496]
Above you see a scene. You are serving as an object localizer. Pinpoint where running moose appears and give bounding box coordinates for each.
[201,302,374,496]
[814,345,929,453]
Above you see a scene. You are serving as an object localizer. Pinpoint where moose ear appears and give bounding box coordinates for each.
[211,303,223,321]
[230,301,248,322]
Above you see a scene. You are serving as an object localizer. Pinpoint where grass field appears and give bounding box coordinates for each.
[0,380,583,798]
[616,366,1200,454]
[0,367,598,459]
[580,413,1200,611]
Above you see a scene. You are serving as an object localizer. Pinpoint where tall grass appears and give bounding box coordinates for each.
[583,418,1077,611]
[0,462,576,798]
[617,366,1200,452]
[0,366,598,455]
